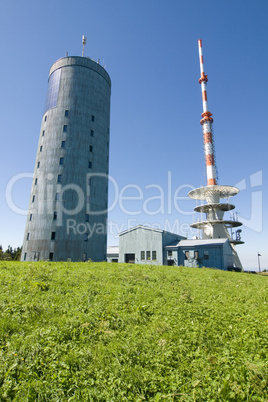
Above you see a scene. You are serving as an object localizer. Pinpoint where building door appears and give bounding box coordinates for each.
[125,253,135,263]
[167,259,174,266]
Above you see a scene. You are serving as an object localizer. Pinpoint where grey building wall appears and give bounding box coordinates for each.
[22,56,111,262]
[119,226,185,265]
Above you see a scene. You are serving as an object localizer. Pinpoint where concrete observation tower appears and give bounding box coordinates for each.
[21,36,111,262]
[188,39,244,269]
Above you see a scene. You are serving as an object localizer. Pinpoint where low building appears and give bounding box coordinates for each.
[108,225,240,270]
[119,225,185,265]
[107,246,119,263]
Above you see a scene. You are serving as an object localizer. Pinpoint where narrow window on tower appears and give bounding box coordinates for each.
[51,232,56,240]
[59,157,64,165]
[88,161,92,169]
[63,125,67,132]
[91,115,95,122]
[26,233,30,241]
[49,252,53,261]
[61,141,66,148]
[29,213,32,221]
[37,161,40,168]
[84,233,88,242]
[24,252,27,261]
[53,211,57,220]
[85,214,89,222]
[32,195,35,203]
[57,174,62,183]
[40,146,43,152]
[44,116,47,122]
[88,177,92,186]
[90,130,94,137]
[35,178,37,185]
[42,130,45,136]
[65,110,69,117]
[89,145,93,152]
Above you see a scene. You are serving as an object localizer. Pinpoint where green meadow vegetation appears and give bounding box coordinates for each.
[0,261,267,401]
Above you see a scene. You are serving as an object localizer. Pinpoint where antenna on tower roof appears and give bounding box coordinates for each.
[82,35,87,57]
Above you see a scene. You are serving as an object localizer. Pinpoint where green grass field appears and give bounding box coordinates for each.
[0,261,267,401]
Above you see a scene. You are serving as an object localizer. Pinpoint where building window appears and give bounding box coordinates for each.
[37,161,40,168]
[35,178,37,185]
[89,145,93,152]
[84,233,88,242]
[59,157,64,165]
[83,253,87,261]
[90,130,94,137]
[44,116,47,122]
[204,251,209,260]
[32,195,35,203]
[185,251,190,260]
[85,214,89,222]
[141,251,145,260]
[61,141,66,148]
[55,193,60,200]
[65,110,69,117]
[88,161,92,169]
[88,177,92,186]
[194,251,199,260]
[63,125,67,132]
[168,250,172,257]
[26,233,29,241]
[146,251,151,260]
[29,213,32,221]
[42,130,45,136]
[53,211,57,220]
[57,174,62,183]
[24,252,27,261]
[49,252,53,261]
[152,251,157,260]
[51,232,56,240]
[91,115,95,122]
[40,146,43,152]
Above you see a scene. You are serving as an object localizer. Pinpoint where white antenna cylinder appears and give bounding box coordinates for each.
[82,35,87,57]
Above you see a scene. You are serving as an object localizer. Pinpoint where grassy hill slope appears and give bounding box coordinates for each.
[0,261,267,401]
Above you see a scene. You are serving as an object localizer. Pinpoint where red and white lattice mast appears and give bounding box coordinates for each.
[188,39,244,269]
[198,38,217,186]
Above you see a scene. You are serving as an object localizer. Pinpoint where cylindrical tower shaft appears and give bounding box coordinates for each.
[198,39,217,186]
[21,56,111,262]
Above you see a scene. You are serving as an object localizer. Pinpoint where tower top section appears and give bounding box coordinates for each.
[48,56,111,87]
[198,39,217,186]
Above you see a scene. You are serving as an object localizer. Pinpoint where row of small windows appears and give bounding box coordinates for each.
[32,171,94,202]
[23,252,90,262]
[141,251,157,261]
[44,111,95,122]
[29,211,90,223]
[26,232,55,241]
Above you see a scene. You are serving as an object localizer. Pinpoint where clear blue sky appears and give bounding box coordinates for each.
[1,0,267,269]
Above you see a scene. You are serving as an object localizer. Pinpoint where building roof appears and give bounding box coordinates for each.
[165,238,229,248]
[119,224,186,239]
